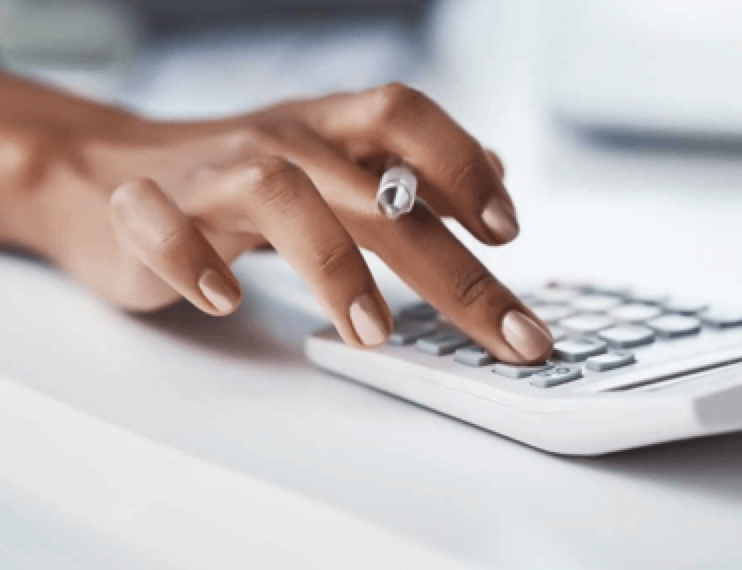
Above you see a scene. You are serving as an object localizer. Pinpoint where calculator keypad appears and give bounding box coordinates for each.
[394,281,742,389]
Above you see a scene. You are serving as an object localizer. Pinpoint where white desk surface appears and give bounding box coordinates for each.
[3,6,742,567]
[1,174,741,569]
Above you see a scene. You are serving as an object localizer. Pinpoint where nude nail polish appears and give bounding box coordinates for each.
[502,310,553,361]
[199,269,240,313]
[349,293,389,347]
[482,198,519,243]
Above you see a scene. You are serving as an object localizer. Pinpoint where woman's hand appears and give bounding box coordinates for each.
[0,76,552,363]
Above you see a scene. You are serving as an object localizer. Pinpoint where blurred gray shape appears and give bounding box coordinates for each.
[0,0,142,70]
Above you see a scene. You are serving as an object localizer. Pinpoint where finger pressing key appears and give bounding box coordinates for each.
[374,205,552,364]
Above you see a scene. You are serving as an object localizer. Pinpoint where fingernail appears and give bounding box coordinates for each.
[502,310,553,361]
[199,268,240,313]
[349,293,390,347]
[482,198,519,243]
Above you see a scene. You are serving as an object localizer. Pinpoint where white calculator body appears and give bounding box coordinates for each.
[306,283,742,456]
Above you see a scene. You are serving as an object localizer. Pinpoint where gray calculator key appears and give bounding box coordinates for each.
[533,287,580,304]
[533,304,575,324]
[700,308,742,329]
[546,279,590,292]
[549,326,567,343]
[598,325,655,349]
[398,302,437,321]
[552,338,607,362]
[560,314,614,335]
[628,289,669,306]
[518,293,538,307]
[389,320,438,345]
[416,329,471,356]
[586,350,636,372]
[608,303,662,324]
[647,314,702,338]
[454,345,495,367]
[570,294,623,313]
[588,284,631,298]
[662,298,709,316]
[494,362,553,379]
[531,365,582,388]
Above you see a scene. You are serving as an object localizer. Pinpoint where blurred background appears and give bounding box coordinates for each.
[2,0,742,190]
[1,0,742,286]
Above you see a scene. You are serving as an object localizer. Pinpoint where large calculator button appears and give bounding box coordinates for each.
[608,303,662,324]
[533,304,575,324]
[389,320,438,345]
[531,365,582,388]
[662,298,708,316]
[416,329,470,356]
[570,294,623,313]
[552,338,607,362]
[398,302,437,321]
[647,315,702,339]
[598,325,655,349]
[560,314,614,335]
[586,350,636,372]
[454,345,495,367]
[494,362,553,379]
[700,308,742,329]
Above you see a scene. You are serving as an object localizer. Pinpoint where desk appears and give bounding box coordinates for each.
[1,176,741,569]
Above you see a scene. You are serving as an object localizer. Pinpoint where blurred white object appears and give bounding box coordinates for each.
[0,0,140,68]
[545,0,742,134]
[126,21,420,119]
[0,0,142,101]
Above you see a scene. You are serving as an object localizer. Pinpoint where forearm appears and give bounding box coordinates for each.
[0,73,144,251]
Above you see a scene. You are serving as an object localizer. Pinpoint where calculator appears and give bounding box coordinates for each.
[306,281,742,455]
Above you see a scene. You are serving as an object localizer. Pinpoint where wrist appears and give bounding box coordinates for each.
[0,107,150,257]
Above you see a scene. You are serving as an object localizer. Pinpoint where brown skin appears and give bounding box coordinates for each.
[0,73,553,364]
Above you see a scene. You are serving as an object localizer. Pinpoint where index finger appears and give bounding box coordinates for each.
[371,205,553,364]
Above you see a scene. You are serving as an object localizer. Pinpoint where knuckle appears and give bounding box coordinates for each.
[315,242,360,280]
[448,154,482,192]
[109,177,159,217]
[230,156,306,211]
[452,268,498,308]
[221,126,262,156]
[0,128,44,188]
[371,82,427,125]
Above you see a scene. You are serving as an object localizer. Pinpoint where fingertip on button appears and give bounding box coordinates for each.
[502,310,554,363]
